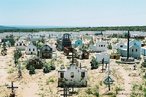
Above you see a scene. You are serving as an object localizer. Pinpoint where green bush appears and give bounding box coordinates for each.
[29,65,35,75]
[46,78,55,85]
[144,88,146,97]
[108,44,112,49]
[43,65,51,73]
[90,57,99,69]
[8,67,15,74]
[139,85,143,90]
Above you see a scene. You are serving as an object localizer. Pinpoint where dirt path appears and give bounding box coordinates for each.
[0,48,15,97]
[0,56,9,84]
[21,82,39,97]
[110,59,132,97]
[117,66,131,97]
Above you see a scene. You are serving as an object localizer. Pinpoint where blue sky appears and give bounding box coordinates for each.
[0,0,145,27]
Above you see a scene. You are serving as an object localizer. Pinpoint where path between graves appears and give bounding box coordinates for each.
[0,56,10,84]
[21,82,39,97]
[117,66,131,97]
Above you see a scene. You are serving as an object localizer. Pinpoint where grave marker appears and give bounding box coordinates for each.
[103,64,114,91]
[7,82,18,97]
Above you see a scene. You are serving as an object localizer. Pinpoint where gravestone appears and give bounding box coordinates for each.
[103,64,114,91]
[104,76,114,91]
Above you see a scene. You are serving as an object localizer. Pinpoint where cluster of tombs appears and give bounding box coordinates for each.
[1,31,146,96]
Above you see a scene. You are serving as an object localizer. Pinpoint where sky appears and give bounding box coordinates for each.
[0,0,145,27]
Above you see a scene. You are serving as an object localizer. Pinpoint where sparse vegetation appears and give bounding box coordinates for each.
[43,65,51,73]
[7,67,15,74]
[29,65,35,75]
[85,85,99,97]
[108,43,112,49]
[105,92,116,97]
[46,77,55,85]
[115,86,122,94]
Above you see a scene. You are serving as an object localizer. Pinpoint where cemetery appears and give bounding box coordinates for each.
[0,31,146,97]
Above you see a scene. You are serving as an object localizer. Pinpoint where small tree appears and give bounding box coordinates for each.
[29,65,35,75]
[14,59,18,66]
[50,60,56,70]
[14,49,22,65]
[108,43,112,49]
[50,65,55,70]
[142,62,146,67]
[90,57,99,69]
[2,42,7,50]
[14,49,22,59]
[43,65,51,73]
[1,42,7,55]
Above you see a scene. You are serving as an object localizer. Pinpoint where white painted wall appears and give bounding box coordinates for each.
[95,52,110,64]
[89,41,107,52]
[58,65,87,86]
[15,40,27,50]
[25,43,37,55]
[114,42,126,49]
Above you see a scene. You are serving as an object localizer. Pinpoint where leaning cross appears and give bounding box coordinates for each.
[7,81,18,94]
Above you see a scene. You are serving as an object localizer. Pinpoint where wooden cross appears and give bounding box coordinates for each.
[127,31,130,60]
[7,82,18,94]
[108,64,111,91]
[102,58,104,72]
[71,48,76,64]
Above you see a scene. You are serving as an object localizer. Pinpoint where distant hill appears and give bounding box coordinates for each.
[0,26,16,30]
[0,25,146,32]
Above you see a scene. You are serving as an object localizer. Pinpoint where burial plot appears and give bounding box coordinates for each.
[81,50,89,59]
[103,64,114,91]
[89,40,108,52]
[7,82,18,97]
[40,44,53,59]
[103,76,114,91]
[141,56,146,67]
[56,33,72,51]
[90,56,99,69]
[25,42,37,55]
[73,48,89,59]
[119,31,141,63]
[26,56,43,69]
[43,60,56,73]
[58,51,87,96]
[110,53,120,60]
[72,39,83,48]
[14,49,22,65]
[15,40,26,50]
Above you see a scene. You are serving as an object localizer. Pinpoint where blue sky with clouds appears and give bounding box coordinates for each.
[0,0,145,27]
